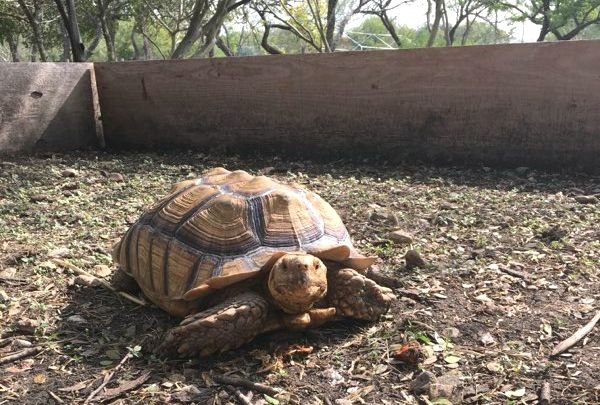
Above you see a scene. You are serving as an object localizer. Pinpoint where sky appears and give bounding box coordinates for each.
[347,1,541,44]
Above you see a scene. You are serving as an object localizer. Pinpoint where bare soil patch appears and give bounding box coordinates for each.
[1,152,599,404]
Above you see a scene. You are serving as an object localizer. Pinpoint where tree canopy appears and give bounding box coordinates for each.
[0,0,598,61]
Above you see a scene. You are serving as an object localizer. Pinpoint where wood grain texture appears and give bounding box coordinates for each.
[0,63,99,154]
[95,41,600,170]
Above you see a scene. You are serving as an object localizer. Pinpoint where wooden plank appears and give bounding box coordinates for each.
[0,63,100,154]
[95,41,600,170]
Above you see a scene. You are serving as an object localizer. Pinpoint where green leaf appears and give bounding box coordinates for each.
[443,355,461,364]
[263,394,280,405]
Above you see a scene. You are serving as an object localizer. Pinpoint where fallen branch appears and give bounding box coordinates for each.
[97,370,151,402]
[551,311,600,357]
[0,347,41,365]
[212,374,282,397]
[539,381,551,405]
[84,353,132,404]
[52,259,146,307]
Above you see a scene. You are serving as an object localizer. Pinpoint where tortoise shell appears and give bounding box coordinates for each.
[113,167,374,316]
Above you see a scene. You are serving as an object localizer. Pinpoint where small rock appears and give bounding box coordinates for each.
[479,332,497,346]
[574,195,598,204]
[443,327,460,338]
[124,325,137,337]
[0,267,17,278]
[429,370,463,403]
[30,194,49,202]
[410,370,435,395]
[1,162,17,168]
[260,166,275,175]
[67,315,87,324]
[439,201,458,210]
[405,250,426,269]
[388,230,413,245]
[0,289,9,303]
[321,368,345,385]
[61,168,78,178]
[16,318,39,334]
[515,166,529,174]
[93,264,112,278]
[108,172,125,182]
[539,225,567,242]
[486,361,503,373]
[74,274,99,287]
[62,183,79,191]
[172,385,205,402]
[48,247,70,258]
[368,204,399,226]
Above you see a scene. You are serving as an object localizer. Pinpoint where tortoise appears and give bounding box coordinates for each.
[112,167,395,357]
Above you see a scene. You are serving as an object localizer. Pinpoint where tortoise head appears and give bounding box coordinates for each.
[267,253,328,314]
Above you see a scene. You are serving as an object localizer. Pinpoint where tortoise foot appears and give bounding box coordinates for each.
[327,268,396,321]
[158,291,271,357]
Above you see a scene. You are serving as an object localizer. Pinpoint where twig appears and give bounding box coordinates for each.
[212,374,282,397]
[52,259,146,307]
[232,389,253,405]
[551,311,600,356]
[539,381,551,405]
[48,391,64,404]
[84,353,132,404]
[497,265,530,280]
[0,347,41,365]
[96,370,151,402]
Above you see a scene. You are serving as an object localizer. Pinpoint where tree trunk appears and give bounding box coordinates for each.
[54,0,85,61]
[380,12,401,46]
[59,22,71,61]
[426,0,444,47]
[536,0,551,41]
[261,23,283,54]
[171,0,210,58]
[325,0,337,50]
[216,37,234,56]
[8,35,20,62]
[131,25,142,59]
[17,0,47,61]
[96,0,115,61]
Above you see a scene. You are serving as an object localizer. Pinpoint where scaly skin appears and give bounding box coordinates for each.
[159,291,272,357]
[326,268,396,320]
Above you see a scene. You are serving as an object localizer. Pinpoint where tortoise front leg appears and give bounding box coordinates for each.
[326,268,396,321]
[159,291,276,357]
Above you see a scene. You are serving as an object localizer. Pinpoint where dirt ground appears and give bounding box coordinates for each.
[1,151,599,404]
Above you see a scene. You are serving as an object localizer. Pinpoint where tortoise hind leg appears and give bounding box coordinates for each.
[159,291,275,357]
[327,268,396,321]
[111,267,140,295]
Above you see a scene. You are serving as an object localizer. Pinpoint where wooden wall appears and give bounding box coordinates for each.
[0,63,100,155]
[94,40,600,170]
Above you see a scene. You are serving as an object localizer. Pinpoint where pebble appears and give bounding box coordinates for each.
[61,168,78,178]
[0,289,9,303]
[405,250,426,269]
[108,172,125,182]
[93,264,112,278]
[74,274,99,287]
[388,230,413,245]
[574,195,598,204]
[16,318,39,334]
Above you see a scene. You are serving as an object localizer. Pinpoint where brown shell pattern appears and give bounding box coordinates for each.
[116,168,353,300]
